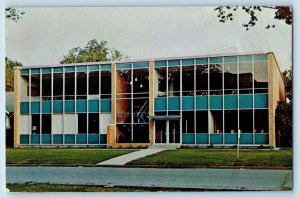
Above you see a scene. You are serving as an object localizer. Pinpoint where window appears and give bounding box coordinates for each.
[224,62,237,94]
[168,67,180,96]
[254,61,268,93]
[42,74,51,100]
[182,66,194,96]
[65,72,75,100]
[101,71,111,98]
[239,62,253,94]
[31,74,40,97]
[209,64,222,95]
[89,71,99,95]
[196,64,208,95]
[42,114,51,134]
[88,113,99,134]
[53,73,63,100]
[155,67,166,97]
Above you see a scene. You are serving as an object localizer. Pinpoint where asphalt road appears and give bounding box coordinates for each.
[6,167,292,191]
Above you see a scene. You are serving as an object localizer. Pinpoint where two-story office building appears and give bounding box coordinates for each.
[13,52,285,148]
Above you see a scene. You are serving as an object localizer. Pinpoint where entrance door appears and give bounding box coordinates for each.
[155,120,180,144]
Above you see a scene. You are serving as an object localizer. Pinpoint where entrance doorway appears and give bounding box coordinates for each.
[155,120,180,144]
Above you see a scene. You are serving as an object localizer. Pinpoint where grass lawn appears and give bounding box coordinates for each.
[128,148,292,168]
[6,183,149,192]
[6,148,136,165]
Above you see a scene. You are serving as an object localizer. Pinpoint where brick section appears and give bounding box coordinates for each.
[13,68,20,148]
[149,61,154,144]
[106,124,116,146]
[268,52,286,147]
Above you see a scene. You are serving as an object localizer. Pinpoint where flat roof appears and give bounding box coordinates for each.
[18,51,271,69]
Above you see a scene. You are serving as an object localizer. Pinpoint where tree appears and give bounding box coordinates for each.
[5,7,25,22]
[214,6,292,30]
[60,39,127,64]
[282,69,292,101]
[275,101,292,147]
[6,57,22,91]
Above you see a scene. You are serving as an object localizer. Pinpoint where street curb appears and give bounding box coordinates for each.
[6,164,292,170]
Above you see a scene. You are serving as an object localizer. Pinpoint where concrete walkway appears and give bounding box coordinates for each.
[97,149,165,165]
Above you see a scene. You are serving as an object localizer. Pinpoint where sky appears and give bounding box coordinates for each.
[5,7,292,70]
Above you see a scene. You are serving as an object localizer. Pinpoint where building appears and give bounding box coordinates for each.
[6,92,14,147]
[13,52,285,148]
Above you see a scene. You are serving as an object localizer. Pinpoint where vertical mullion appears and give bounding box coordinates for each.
[131,64,134,142]
[194,59,197,144]
[221,57,225,143]
[179,60,182,145]
[87,67,89,145]
[51,68,54,145]
[166,61,169,144]
[39,69,42,145]
[29,69,31,145]
[74,67,77,145]
[252,55,255,145]
[62,67,65,145]
[237,56,240,141]
[99,65,101,145]
[207,58,210,145]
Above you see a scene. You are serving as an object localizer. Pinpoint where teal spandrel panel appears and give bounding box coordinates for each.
[31,68,40,74]
[89,100,99,112]
[77,66,87,72]
[53,67,63,73]
[182,59,194,66]
[154,97,166,111]
[42,101,51,113]
[168,60,180,66]
[101,99,111,112]
[117,63,131,70]
[101,64,111,70]
[76,100,87,112]
[168,96,180,110]
[224,56,237,63]
[239,55,252,62]
[155,60,167,67]
[182,96,194,110]
[65,66,75,72]
[42,68,52,74]
[239,94,253,109]
[88,65,99,71]
[210,57,222,64]
[133,62,149,69]
[210,134,223,144]
[21,69,29,75]
[182,134,194,144]
[255,94,268,108]
[65,100,75,113]
[240,133,253,144]
[196,134,208,144]
[255,133,269,144]
[196,96,208,110]
[253,54,268,61]
[53,134,63,144]
[53,101,63,113]
[196,58,208,65]
[210,95,222,109]
[31,102,40,114]
[20,102,29,114]
[42,134,51,144]
[20,135,29,144]
[31,135,40,144]
[88,134,99,144]
[76,134,87,144]
[64,134,75,144]
[224,95,238,109]
[225,134,238,144]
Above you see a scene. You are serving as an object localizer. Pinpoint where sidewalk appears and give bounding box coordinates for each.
[97,149,165,166]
